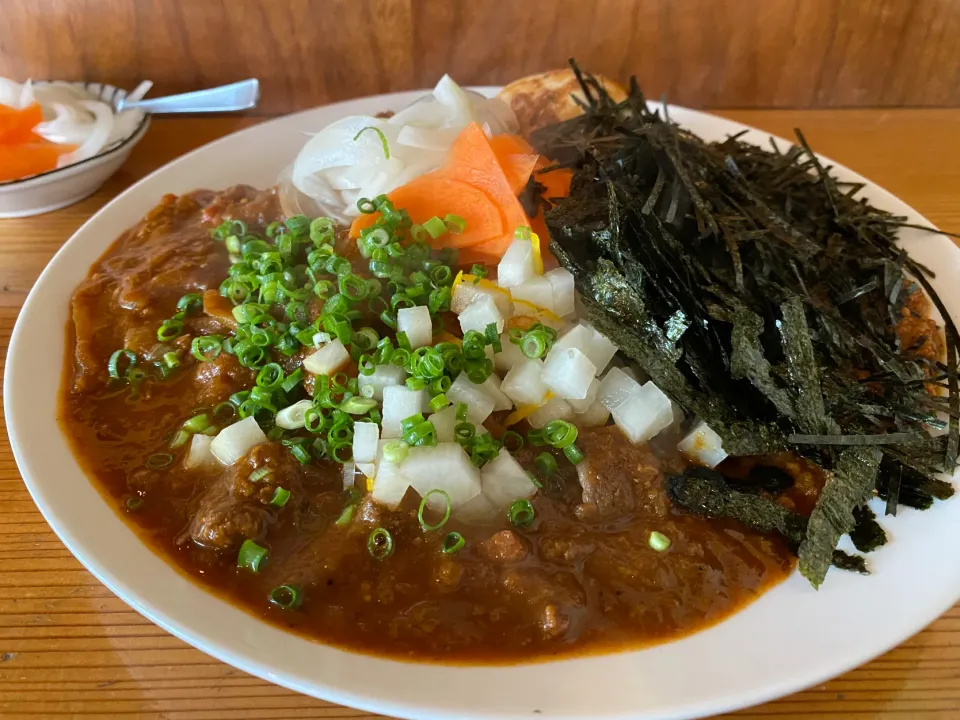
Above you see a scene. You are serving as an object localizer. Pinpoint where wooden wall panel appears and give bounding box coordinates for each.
[0,0,958,113]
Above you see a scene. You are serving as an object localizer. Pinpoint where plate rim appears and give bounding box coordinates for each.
[6,87,960,720]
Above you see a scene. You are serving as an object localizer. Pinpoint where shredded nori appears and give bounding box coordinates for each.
[667,468,871,575]
[535,60,959,586]
[850,505,888,553]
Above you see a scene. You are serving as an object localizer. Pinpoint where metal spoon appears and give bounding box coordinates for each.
[114,79,260,114]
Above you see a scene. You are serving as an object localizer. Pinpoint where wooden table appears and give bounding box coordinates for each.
[1,111,960,719]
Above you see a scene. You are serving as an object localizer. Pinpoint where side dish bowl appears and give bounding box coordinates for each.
[0,81,151,218]
[7,89,960,720]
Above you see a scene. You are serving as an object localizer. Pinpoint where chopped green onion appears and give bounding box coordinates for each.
[145,452,174,469]
[383,440,409,464]
[520,331,548,359]
[649,531,671,552]
[108,349,136,379]
[455,402,468,422]
[256,363,284,390]
[429,394,450,412]
[535,451,558,477]
[125,495,143,511]
[280,368,303,393]
[156,318,184,342]
[470,264,488,280]
[169,429,191,449]
[183,413,210,433]
[563,443,584,465]
[454,422,476,444]
[418,489,451,532]
[422,215,446,239]
[268,584,303,610]
[502,431,524,452]
[237,539,269,572]
[162,351,180,369]
[191,335,223,362]
[367,527,394,560]
[335,504,355,527]
[270,487,291,507]
[442,531,465,554]
[545,420,578,449]
[340,397,378,415]
[353,126,390,159]
[508,498,536,528]
[444,214,466,233]
[249,467,273,483]
[177,293,203,314]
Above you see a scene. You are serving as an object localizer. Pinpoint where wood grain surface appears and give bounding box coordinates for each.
[3,0,960,112]
[2,110,960,718]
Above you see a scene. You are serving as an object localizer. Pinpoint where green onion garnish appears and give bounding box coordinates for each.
[237,539,269,572]
[422,215,446,239]
[162,351,180,369]
[183,413,210,433]
[340,396,378,415]
[535,451,558,477]
[191,335,223,362]
[145,452,174,469]
[429,394,450,412]
[383,440,409,464]
[544,420,578,449]
[177,293,203,314]
[367,527,394,560]
[353,126,390,159]
[125,495,144,511]
[563,443,584,465]
[169,429,191,449]
[418,489,452,532]
[269,487,291,507]
[649,531,671,552]
[508,498,536,528]
[502,431,524,452]
[107,349,136,379]
[444,214,466,234]
[442,531,465,554]
[268,584,302,610]
[249,467,273,483]
[335,504,355,527]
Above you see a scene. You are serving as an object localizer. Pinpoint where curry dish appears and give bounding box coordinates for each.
[61,186,811,662]
[58,66,956,664]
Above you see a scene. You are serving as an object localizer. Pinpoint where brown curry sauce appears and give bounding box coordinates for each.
[59,186,812,663]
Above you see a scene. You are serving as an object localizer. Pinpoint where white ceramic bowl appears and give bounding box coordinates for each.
[0,82,151,218]
[6,89,960,720]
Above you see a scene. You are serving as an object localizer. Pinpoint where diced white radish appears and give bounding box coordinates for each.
[275,399,314,430]
[613,381,675,444]
[482,448,539,509]
[446,373,496,423]
[553,323,618,375]
[528,396,574,429]
[303,338,350,375]
[403,443,482,509]
[598,367,642,412]
[185,434,216,469]
[497,238,536,288]
[352,421,380,463]
[210,416,266,466]
[452,282,512,318]
[480,373,513,411]
[430,404,480,442]
[397,305,433,349]
[500,357,549,406]
[678,421,728,468]
[458,293,504,335]
[358,364,407,401]
[357,461,376,478]
[511,275,555,312]
[568,377,600,414]
[371,458,411,509]
[381,386,430,438]
[457,491,500,525]
[542,346,597,400]
[494,331,527,374]
[572,399,611,428]
[545,268,575,316]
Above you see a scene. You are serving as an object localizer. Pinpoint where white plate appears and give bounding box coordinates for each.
[6,89,960,720]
